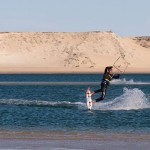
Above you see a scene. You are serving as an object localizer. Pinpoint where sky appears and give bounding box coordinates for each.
[0,0,150,36]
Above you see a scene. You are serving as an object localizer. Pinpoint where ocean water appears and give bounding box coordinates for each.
[0,74,150,135]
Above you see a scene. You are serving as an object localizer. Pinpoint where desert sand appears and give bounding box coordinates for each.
[0,32,149,73]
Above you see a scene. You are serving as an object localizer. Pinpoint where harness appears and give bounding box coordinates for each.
[103,73,113,82]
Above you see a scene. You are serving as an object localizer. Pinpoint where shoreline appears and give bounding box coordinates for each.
[0,67,150,74]
[0,131,150,149]
[1,129,150,141]
[1,130,150,140]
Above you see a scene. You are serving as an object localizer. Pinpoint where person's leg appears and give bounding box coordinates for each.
[94,89,102,93]
[91,88,102,95]
[92,81,108,102]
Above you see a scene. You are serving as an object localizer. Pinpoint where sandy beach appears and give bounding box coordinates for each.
[0,32,149,74]
[0,131,150,150]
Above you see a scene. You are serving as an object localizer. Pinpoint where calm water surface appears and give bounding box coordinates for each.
[0,74,149,135]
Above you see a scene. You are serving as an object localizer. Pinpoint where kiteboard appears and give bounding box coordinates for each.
[86,88,92,110]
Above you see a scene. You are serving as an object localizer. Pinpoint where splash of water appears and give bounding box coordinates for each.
[93,88,150,110]
[1,88,149,111]
[111,78,150,85]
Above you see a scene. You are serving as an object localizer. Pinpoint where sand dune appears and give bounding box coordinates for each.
[0,32,149,73]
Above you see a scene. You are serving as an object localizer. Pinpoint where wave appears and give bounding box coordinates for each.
[0,87,149,111]
[0,81,100,85]
[0,79,149,86]
[0,99,84,108]
[92,87,150,110]
[111,78,150,85]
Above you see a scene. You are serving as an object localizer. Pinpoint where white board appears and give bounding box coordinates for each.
[86,88,92,110]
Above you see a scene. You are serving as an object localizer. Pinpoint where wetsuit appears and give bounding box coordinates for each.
[94,66,120,102]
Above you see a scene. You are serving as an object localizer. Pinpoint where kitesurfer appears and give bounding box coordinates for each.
[91,66,120,102]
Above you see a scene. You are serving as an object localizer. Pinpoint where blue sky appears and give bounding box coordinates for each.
[0,0,150,36]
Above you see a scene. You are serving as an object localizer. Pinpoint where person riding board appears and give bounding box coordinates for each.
[91,66,120,102]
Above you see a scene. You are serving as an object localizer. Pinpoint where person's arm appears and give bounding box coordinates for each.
[112,74,120,79]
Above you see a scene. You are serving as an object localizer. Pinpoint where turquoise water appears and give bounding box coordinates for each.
[0,74,150,134]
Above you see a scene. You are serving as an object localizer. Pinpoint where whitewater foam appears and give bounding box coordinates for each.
[111,78,150,85]
[0,79,149,85]
[0,99,84,107]
[93,87,150,110]
[0,87,149,111]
